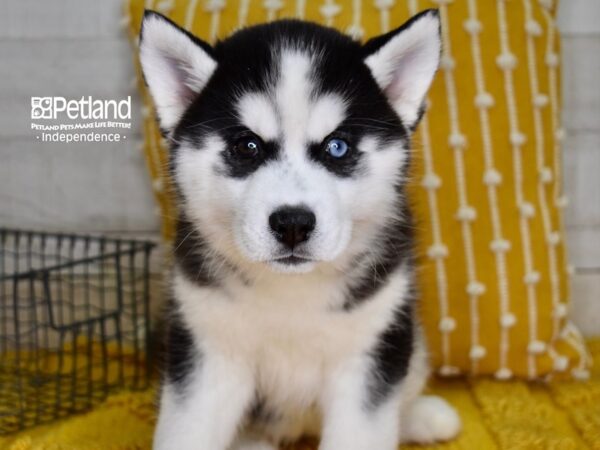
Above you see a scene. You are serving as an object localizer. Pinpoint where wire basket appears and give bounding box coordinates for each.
[0,228,156,434]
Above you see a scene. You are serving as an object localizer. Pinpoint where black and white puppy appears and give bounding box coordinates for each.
[139,9,460,450]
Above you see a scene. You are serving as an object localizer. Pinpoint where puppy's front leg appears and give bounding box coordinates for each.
[153,353,254,450]
[319,362,401,450]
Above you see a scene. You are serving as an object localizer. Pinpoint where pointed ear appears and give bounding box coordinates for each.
[363,9,441,130]
[139,11,217,132]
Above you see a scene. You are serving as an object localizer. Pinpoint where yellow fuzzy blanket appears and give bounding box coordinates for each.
[1,339,598,450]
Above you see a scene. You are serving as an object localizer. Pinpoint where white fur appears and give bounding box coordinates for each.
[306,95,347,143]
[275,52,314,144]
[237,94,280,141]
[154,355,255,449]
[401,395,462,444]
[364,10,441,128]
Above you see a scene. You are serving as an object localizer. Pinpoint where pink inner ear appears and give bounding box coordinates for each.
[165,54,198,108]
[382,45,424,104]
[384,75,404,104]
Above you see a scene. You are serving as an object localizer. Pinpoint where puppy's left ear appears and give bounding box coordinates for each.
[363,9,441,130]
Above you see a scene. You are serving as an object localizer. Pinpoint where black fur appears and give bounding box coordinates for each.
[174,216,220,286]
[164,307,198,390]
[343,199,415,311]
[344,184,416,407]
[367,299,415,409]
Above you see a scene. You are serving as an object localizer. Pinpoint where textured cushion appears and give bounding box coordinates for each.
[125,0,590,380]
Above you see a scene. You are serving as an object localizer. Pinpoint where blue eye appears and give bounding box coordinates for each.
[326,138,349,158]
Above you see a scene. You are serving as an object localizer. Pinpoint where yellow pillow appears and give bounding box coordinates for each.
[125,0,590,380]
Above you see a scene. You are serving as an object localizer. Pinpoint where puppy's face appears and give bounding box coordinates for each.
[140,12,440,274]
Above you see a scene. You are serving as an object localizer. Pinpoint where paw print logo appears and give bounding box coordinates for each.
[31,97,53,119]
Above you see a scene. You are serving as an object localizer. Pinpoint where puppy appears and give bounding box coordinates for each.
[139,9,460,450]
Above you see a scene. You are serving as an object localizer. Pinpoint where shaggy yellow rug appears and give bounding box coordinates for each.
[1,340,598,450]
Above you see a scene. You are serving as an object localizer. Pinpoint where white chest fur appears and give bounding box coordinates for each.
[174,266,410,412]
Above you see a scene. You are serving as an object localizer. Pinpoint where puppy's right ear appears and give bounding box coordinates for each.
[139,11,217,132]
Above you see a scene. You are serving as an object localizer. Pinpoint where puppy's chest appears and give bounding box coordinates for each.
[177,273,397,371]
[189,285,370,359]
[176,271,407,414]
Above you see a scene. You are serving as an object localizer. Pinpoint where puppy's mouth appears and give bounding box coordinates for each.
[267,252,317,273]
[273,255,313,266]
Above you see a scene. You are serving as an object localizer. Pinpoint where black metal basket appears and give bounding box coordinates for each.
[0,228,156,434]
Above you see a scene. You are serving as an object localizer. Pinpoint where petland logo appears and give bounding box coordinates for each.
[31,96,132,144]
[31,96,131,120]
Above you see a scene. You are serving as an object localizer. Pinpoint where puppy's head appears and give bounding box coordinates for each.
[139,11,441,275]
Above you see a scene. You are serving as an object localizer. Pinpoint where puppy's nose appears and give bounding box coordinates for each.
[269,206,316,249]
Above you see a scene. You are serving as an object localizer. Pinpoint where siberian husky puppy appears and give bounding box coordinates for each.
[139,9,460,450]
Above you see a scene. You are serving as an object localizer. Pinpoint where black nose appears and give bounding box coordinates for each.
[269,206,316,249]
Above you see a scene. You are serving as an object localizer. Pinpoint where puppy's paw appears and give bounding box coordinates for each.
[400,395,461,444]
